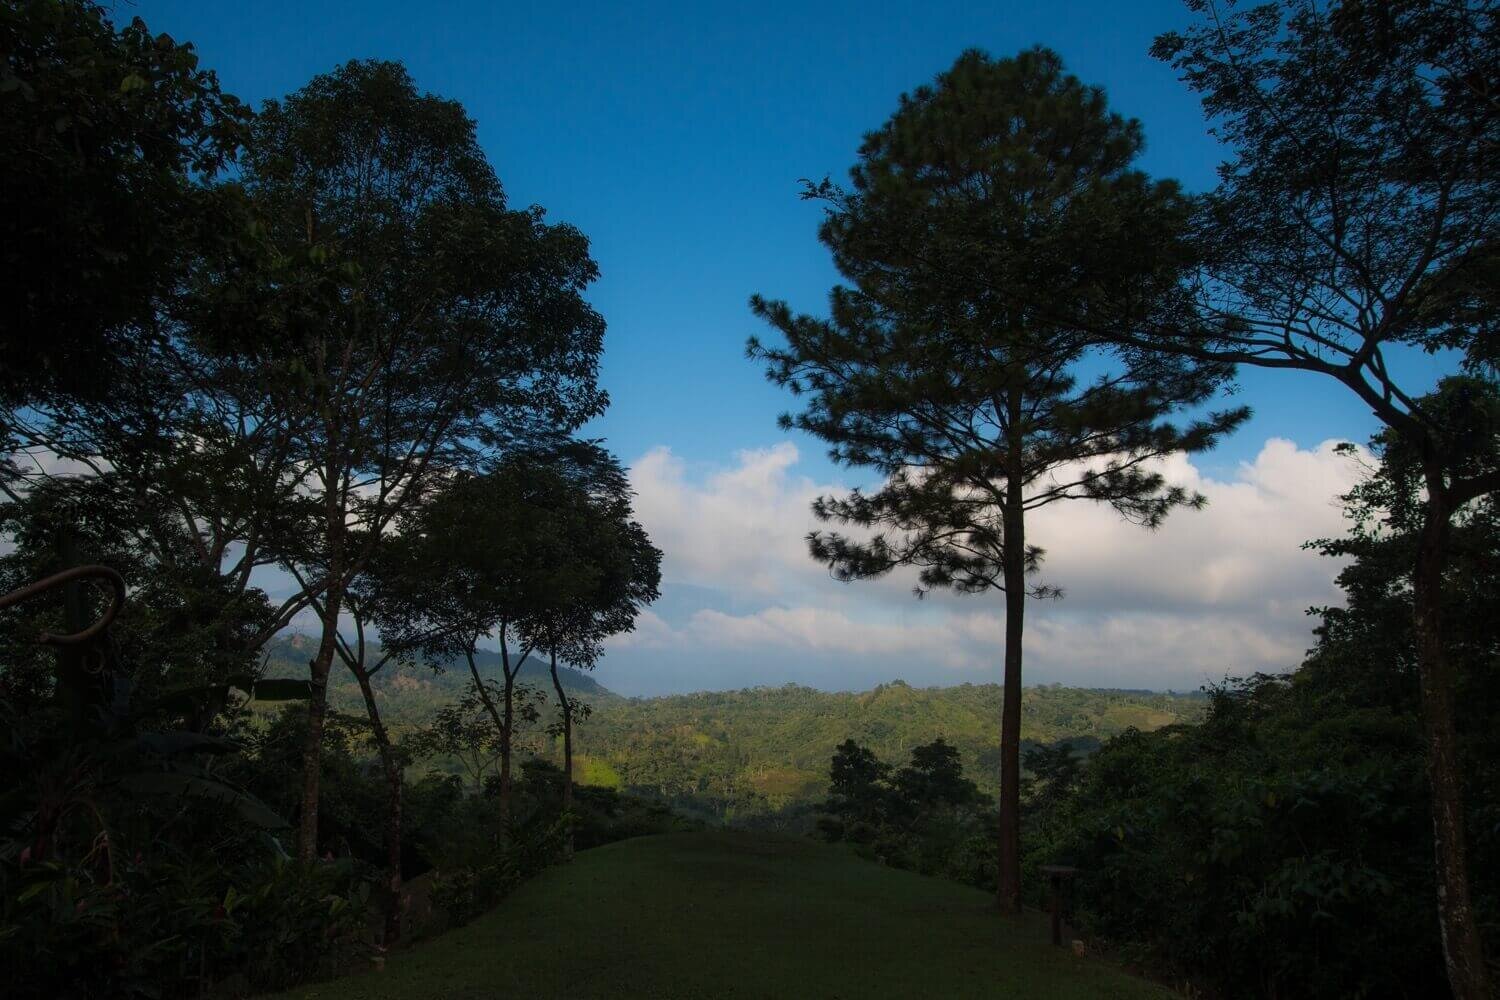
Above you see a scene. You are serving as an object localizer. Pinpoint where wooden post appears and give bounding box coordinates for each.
[1038,865,1078,947]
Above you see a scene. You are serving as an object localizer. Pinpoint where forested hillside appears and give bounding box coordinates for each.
[262,635,1202,821]
[580,680,1201,818]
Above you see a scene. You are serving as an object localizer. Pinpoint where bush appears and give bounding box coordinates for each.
[1023,676,1474,999]
[0,841,371,999]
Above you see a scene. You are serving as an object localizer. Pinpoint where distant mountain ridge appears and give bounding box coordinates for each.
[260,633,613,724]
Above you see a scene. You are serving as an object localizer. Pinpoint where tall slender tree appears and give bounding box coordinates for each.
[294,560,406,945]
[1110,6,1496,993]
[374,459,561,836]
[238,60,608,862]
[749,48,1246,911]
[516,446,662,851]
[286,529,475,947]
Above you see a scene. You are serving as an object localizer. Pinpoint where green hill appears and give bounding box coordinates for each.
[261,635,1204,822]
[578,680,1204,819]
[266,831,1169,999]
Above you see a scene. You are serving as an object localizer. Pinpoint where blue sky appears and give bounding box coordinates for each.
[124,0,1456,694]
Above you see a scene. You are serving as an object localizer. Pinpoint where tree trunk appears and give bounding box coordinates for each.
[549,648,574,857]
[298,599,340,865]
[998,490,1026,913]
[463,643,508,839]
[298,455,344,865]
[996,388,1026,913]
[352,665,403,946]
[498,628,516,835]
[1414,465,1491,1000]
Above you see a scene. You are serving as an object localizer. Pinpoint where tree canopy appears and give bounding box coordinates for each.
[0,0,248,412]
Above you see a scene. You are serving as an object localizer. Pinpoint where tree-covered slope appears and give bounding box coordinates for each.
[263,633,1201,821]
[266,831,1169,1000]
[579,681,1203,815]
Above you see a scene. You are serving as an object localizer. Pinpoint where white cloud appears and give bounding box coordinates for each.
[682,606,976,668]
[1029,439,1362,613]
[629,442,832,599]
[603,437,1369,692]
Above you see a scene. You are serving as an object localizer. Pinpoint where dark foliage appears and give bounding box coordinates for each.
[1021,411,1500,998]
[0,0,248,412]
[1138,7,1499,989]
[816,738,994,886]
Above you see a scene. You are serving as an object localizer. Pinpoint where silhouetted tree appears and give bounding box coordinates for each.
[290,531,472,947]
[892,738,982,815]
[0,2,308,673]
[750,48,1246,911]
[1123,6,1497,991]
[375,446,592,835]
[1026,388,1500,995]
[825,739,890,835]
[516,445,662,849]
[236,60,607,862]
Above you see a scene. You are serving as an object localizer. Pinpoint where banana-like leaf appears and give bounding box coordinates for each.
[245,678,313,702]
[119,772,290,829]
[136,732,242,756]
[136,688,212,718]
[139,676,312,719]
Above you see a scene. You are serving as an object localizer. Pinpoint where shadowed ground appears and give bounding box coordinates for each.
[268,831,1169,999]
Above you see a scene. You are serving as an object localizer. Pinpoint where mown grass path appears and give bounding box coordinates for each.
[271,831,1169,999]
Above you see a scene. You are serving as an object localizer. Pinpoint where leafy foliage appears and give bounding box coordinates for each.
[0,0,248,411]
[1020,424,1500,998]
[3,844,371,999]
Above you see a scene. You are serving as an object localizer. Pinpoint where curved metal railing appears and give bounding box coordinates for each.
[0,565,127,646]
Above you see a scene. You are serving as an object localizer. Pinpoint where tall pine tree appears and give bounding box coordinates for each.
[749,48,1246,910]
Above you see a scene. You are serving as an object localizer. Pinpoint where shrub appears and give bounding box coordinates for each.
[0,841,371,999]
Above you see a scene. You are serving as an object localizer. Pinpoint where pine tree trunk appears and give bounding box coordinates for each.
[1414,465,1490,1000]
[997,492,1026,914]
[353,665,403,946]
[997,387,1026,913]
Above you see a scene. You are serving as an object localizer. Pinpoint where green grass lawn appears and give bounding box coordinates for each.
[269,831,1170,999]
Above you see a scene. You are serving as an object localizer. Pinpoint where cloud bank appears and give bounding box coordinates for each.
[595,438,1368,695]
